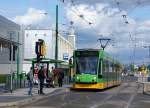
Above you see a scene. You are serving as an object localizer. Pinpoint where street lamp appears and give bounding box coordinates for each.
[98,38,111,50]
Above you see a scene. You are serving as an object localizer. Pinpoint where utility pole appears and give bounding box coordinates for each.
[144,46,150,63]
[10,32,13,93]
[55,5,58,68]
[17,32,20,88]
[98,37,111,86]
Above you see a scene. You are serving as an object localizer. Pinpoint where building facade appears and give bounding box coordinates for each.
[0,15,22,74]
[23,28,75,72]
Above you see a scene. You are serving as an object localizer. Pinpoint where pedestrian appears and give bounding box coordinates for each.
[27,67,33,96]
[48,67,54,78]
[52,67,57,86]
[38,66,45,94]
[46,67,55,88]
[58,71,64,87]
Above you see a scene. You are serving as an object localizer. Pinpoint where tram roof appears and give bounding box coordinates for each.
[75,48,101,51]
[75,48,122,64]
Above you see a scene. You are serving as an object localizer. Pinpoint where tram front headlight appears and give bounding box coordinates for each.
[76,76,79,80]
[93,76,97,81]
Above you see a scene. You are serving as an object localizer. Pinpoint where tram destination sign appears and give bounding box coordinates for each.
[75,51,99,57]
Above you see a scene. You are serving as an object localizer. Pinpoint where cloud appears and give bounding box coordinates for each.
[13,8,48,25]
[64,3,150,64]
[61,0,150,10]
[65,4,131,41]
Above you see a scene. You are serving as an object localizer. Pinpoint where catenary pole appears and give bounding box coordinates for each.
[55,5,58,68]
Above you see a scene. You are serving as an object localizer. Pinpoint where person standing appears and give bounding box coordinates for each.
[58,71,64,87]
[38,66,45,94]
[27,67,33,96]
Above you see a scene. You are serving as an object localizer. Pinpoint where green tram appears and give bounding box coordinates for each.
[72,49,122,89]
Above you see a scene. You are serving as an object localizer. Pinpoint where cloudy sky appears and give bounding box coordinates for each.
[1,0,150,64]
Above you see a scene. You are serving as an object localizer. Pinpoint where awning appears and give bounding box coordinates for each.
[24,58,66,63]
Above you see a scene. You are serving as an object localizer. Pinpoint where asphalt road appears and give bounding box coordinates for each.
[22,76,150,108]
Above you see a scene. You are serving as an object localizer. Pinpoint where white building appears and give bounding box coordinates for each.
[23,28,75,72]
[0,15,22,74]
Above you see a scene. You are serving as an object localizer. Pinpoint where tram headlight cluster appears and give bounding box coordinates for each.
[93,76,97,81]
[76,76,79,80]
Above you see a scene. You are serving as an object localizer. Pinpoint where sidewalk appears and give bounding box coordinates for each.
[0,85,71,107]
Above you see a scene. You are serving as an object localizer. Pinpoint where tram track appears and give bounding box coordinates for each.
[123,82,140,108]
[22,77,141,108]
[90,82,139,108]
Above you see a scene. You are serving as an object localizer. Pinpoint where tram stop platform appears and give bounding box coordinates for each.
[0,85,71,107]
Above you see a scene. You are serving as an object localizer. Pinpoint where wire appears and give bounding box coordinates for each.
[128,1,141,15]
[70,1,99,33]
[113,0,122,12]
[59,0,103,36]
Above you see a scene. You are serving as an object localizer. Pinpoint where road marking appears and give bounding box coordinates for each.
[124,85,138,108]
[124,92,136,108]
[90,83,131,108]
[90,94,113,108]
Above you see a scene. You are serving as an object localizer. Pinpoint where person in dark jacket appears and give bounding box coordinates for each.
[58,71,64,87]
[27,67,33,95]
[38,66,45,94]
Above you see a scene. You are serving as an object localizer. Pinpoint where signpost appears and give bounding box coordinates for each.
[63,53,69,60]
[35,39,46,94]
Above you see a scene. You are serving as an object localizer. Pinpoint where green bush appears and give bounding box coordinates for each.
[0,74,7,83]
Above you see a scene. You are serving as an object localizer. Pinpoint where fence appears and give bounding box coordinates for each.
[138,77,150,82]
[0,70,71,93]
[0,73,27,93]
[137,77,150,94]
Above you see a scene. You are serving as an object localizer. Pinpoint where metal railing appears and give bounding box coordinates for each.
[0,74,27,93]
[137,77,150,94]
[138,77,150,82]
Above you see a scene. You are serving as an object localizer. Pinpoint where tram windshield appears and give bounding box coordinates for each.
[76,56,98,74]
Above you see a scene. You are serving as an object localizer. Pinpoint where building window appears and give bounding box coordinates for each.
[13,46,17,61]
[9,45,17,61]
[9,45,11,61]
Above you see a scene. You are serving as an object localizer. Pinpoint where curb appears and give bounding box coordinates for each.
[0,95,42,107]
[0,88,66,107]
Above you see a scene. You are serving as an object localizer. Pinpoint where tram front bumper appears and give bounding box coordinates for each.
[72,83,105,89]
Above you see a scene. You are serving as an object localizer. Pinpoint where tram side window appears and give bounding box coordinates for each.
[102,60,106,73]
[98,59,101,74]
[114,64,118,72]
[103,60,109,73]
[106,60,109,73]
[112,63,115,72]
[109,62,113,73]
